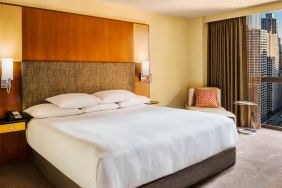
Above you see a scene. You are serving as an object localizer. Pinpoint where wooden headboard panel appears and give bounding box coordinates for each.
[22,7,134,62]
[21,61,135,109]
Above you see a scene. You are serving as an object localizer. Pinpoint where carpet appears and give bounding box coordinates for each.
[196,128,282,188]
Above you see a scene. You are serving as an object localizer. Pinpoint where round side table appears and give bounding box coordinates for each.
[234,101,258,135]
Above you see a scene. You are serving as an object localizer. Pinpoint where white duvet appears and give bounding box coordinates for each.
[26,105,237,188]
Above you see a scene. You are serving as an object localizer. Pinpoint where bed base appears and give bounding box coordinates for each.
[29,146,236,188]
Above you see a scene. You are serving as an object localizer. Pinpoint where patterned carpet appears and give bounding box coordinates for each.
[0,128,282,188]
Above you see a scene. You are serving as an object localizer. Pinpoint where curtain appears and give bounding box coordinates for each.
[208,17,249,127]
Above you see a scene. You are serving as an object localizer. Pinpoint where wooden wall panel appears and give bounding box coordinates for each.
[134,24,150,97]
[22,7,134,62]
[0,4,22,61]
[135,63,150,97]
[0,61,21,118]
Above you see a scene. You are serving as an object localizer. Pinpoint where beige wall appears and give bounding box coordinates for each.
[186,17,207,87]
[0,0,191,108]
[0,4,21,61]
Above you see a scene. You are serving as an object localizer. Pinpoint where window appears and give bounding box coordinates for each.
[247,11,282,128]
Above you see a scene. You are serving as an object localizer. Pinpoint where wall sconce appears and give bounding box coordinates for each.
[1,58,13,93]
[139,60,152,83]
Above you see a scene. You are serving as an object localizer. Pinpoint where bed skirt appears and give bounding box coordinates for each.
[29,146,236,188]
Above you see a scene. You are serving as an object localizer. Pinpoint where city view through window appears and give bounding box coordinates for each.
[258,10,282,128]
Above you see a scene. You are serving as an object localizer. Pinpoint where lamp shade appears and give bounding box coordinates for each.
[141,60,150,75]
[1,58,13,80]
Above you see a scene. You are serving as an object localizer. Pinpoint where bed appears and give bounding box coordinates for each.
[22,61,237,188]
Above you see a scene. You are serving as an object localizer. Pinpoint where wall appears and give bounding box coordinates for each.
[186,17,207,87]
[0,4,22,117]
[0,0,191,108]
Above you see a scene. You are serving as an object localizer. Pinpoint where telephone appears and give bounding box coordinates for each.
[6,111,23,121]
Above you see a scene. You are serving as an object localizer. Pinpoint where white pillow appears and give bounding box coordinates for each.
[46,93,101,108]
[24,103,82,118]
[93,90,136,104]
[82,103,119,113]
[118,96,150,108]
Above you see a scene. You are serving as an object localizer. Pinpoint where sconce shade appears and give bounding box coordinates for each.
[1,58,13,80]
[141,60,149,75]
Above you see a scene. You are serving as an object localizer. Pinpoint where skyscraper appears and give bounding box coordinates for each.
[261,30,270,121]
[261,13,278,34]
[268,33,279,77]
[279,37,282,70]
[279,37,282,110]
[246,28,268,121]
[259,13,280,121]
[267,29,280,114]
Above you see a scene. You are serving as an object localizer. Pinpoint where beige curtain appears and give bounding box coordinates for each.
[208,17,249,127]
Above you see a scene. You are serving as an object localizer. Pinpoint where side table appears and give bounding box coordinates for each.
[234,101,258,135]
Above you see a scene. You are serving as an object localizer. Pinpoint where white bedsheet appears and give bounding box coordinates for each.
[26,105,237,188]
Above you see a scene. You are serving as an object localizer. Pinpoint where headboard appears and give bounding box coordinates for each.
[21,62,135,109]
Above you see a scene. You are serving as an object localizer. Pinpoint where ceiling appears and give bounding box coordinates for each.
[98,0,279,18]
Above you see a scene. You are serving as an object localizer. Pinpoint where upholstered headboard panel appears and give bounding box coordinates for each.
[21,62,135,109]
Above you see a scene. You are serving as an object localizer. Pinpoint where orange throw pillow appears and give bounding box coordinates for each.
[194,88,219,108]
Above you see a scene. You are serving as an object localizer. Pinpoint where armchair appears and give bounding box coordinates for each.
[186,87,236,123]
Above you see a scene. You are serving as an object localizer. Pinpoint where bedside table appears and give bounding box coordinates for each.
[0,118,27,164]
[145,100,160,105]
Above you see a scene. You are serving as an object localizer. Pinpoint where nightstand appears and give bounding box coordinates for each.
[0,118,27,164]
[145,100,160,105]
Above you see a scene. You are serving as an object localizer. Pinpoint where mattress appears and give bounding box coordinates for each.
[26,105,238,188]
